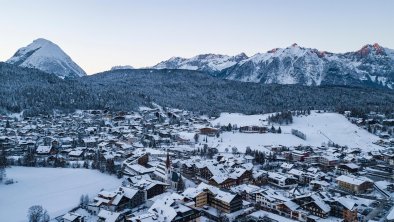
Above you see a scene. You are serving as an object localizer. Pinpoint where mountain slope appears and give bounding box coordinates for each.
[111,65,134,70]
[152,53,248,73]
[2,62,394,117]
[6,38,86,78]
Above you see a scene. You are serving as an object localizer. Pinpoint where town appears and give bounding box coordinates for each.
[1,106,394,222]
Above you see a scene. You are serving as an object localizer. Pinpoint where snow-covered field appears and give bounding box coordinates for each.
[207,111,381,152]
[0,167,120,222]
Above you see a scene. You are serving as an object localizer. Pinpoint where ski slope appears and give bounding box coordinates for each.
[0,167,120,222]
[209,111,381,152]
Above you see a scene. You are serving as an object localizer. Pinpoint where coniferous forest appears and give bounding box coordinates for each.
[1,62,394,117]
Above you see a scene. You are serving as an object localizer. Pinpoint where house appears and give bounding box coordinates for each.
[68,150,84,159]
[182,183,242,213]
[97,209,121,222]
[330,197,358,222]
[256,188,289,210]
[35,145,56,155]
[230,184,260,202]
[292,194,331,218]
[336,175,373,194]
[62,212,84,222]
[199,127,219,136]
[92,187,145,212]
[209,175,236,189]
[337,163,360,175]
[126,176,169,199]
[267,172,298,189]
[239,126,267,133]
[129,194,200,222]
[276,200,307,221]
[247,210,297,222]
[291,150,309,162]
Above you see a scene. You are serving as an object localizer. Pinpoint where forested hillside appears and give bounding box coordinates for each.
[1,63,394,117]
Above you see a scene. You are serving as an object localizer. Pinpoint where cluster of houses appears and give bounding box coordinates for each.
[1,108,394,222]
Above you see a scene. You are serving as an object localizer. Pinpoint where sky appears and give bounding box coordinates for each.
[0,0,393,74]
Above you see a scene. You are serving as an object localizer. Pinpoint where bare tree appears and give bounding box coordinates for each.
[27,205,49,222]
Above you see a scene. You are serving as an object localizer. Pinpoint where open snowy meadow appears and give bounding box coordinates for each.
[208,111,381,153]
[0,167,120,222]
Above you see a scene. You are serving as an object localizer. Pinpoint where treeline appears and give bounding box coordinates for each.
[268,111,293,125]
[1,63,394,117]
[6,149,120,177]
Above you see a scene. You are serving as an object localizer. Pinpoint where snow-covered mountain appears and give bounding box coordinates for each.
[219,43,394,88]
[152,53,248,73]
[111,65,134,71]
[152,43,394,88]
[7,38,86,78]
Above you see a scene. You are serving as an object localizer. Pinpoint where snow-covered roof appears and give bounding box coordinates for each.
[62,212,82,221]
[36,145,52,154]
[336,175,372,186]
[98,209,120,222]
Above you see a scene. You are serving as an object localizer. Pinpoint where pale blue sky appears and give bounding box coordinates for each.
[0,0,393,74]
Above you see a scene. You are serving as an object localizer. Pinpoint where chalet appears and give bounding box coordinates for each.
[83,138,97,148]
[256,188,289,210]
[62,212,84,222]
[182,183,242,213]
[291,150,309,162]
[319,155,339,167]
[336,175,373,194]
[35,145,56,155]
[337,163,360,175]
[230,168,253,185]
[68,150,84,159]
[209,175,236,189]
[330,197,358,222]
[97,209,122,222]
[252,170,268,185]
[93,187,145,212]
[127,176,169,199]
[199,127,219,136]
[267,172,298,189]
[276,200,307,221]
[239,126,267,133]
[123,163,154,176]
[230,184,260,202]
[292,194,331,218]
[131,195,200,222]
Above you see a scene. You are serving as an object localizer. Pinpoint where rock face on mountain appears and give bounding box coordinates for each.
[7,38,86,78]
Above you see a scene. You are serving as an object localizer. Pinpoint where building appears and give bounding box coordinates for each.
[182,183,242,213]
[62,212,84,222]
[336,175,373,194]
[267,172,298,189]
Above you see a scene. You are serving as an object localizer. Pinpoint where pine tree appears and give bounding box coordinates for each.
[177,176,185,192]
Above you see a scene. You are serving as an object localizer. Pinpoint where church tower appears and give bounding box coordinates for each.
[165,149,172,184]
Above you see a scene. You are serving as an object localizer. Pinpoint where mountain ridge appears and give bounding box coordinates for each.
[152,43,394,88]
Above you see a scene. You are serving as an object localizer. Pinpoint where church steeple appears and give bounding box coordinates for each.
[166,149,171,170]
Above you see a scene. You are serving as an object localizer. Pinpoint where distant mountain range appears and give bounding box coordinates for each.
[4,38,394,89]
[152,43,394,89]
[6,38,86,78]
